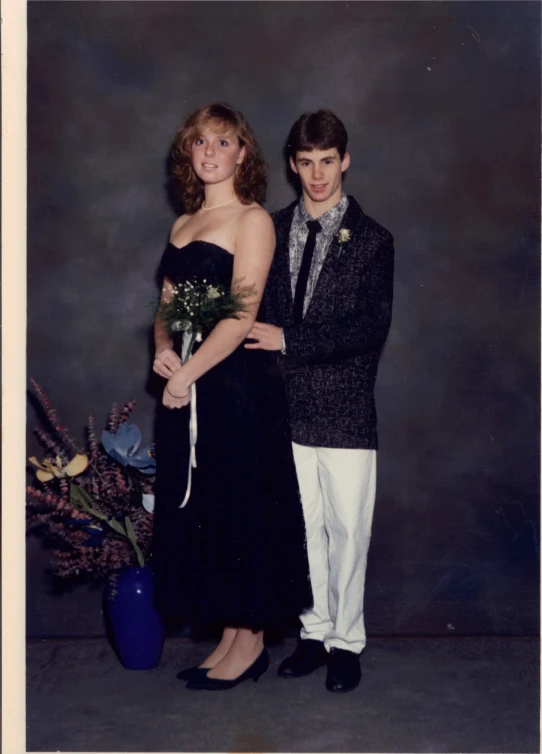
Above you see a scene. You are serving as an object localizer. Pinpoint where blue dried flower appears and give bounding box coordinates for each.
[101,423,156,474]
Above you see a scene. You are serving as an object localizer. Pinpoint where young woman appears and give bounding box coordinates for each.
[152,103,311,691]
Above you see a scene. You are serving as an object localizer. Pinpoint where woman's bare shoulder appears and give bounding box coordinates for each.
[237,203,274,233]
[233,204,275,259]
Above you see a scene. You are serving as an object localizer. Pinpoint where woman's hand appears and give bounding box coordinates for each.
[154,348,182,379]
[162,369,192,409]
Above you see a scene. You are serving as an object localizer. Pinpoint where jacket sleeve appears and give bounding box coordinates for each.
[258,264,281,327]
[282,242,394,366]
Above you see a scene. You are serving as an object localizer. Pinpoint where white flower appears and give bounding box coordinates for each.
[337,228,351,244]
[171,319,190,332]
[336,228,352,259]
[142,493,155,514]
[207,286,221,300]
[195,332,202,342]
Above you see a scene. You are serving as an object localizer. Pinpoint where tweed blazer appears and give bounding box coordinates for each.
[261,196,394,449]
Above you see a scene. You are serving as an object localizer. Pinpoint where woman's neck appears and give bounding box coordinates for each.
[203,181,237,210]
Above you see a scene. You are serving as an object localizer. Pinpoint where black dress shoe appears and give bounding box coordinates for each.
[186,649,269,690]
[176,666,210,682]
[325,648,361,693]
[277,639,328,678]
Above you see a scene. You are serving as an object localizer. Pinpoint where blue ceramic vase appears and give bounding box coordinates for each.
[106,564,165,670]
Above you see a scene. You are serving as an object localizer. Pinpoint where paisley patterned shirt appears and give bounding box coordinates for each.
[289,193,349,316]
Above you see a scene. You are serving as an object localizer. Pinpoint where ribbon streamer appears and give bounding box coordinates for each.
[179,330,199,508]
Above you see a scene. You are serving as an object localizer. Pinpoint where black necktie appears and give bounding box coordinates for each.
[293,219,322,324]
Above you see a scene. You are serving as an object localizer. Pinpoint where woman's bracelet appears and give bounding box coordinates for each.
[165,385,189,400]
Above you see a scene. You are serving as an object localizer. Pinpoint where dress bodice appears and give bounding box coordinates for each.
[160,240,234,288]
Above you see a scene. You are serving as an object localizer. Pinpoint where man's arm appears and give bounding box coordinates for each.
[247,242,394,364]
[283,242,394,365]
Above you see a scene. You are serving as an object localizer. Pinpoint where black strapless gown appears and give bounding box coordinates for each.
[152,241,312,629]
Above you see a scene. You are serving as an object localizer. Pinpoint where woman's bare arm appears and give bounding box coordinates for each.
[153,277,183,378]
[164,208,275,405]
[153,215,192,379]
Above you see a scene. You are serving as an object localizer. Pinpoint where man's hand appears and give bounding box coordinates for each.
[245,322,282,351]
[153,348,182,379]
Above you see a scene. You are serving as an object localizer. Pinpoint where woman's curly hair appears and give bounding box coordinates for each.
[171,103,267,213]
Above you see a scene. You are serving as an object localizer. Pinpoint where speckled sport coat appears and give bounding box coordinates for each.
[261,196,394,449]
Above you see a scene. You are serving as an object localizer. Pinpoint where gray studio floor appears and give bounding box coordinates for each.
[27,636,539,753]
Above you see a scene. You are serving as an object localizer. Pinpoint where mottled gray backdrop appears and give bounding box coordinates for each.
[27,1,540,637]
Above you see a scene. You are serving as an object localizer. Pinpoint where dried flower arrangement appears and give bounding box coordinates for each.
[26,379,156,582]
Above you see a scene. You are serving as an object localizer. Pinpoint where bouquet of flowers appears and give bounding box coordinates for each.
[26,379,156,581]
[155,276,256,507]
[156,277,255,361]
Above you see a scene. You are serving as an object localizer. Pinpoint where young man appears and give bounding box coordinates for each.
[246,109,394,693]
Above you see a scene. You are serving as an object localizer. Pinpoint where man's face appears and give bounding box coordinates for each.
[290,148,350,205]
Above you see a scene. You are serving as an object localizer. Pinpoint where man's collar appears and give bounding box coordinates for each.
[298,193,349,226]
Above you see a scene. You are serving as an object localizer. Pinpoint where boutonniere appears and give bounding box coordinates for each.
[336,228,352,258]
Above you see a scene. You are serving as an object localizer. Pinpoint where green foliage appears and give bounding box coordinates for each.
[125,516,145,567]
[156,278,256,338]
[69,482,145,565]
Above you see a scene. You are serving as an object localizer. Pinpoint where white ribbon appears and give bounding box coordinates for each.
[179,330,199,508]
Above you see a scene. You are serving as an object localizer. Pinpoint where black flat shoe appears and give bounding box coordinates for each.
[277,639,328,678]
[176,666,210,682]
[325,648,361,693]
[186,649,269,690]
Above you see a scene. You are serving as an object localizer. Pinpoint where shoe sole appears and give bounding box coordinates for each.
[326,684,360,693]
[277,666,327,678]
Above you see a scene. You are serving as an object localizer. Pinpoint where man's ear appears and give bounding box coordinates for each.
[289,156,299,174]
[341,152,351,172]
[236,145,247,165]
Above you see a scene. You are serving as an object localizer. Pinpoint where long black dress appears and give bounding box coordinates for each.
[152,240,312,630]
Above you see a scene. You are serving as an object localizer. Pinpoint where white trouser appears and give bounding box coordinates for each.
[292,442,377,654]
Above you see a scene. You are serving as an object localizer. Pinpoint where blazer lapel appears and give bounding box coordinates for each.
[303,196,365,321]
[272,202,297,319]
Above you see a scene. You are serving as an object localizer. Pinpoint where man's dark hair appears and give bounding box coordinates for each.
[286,109,348,160]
